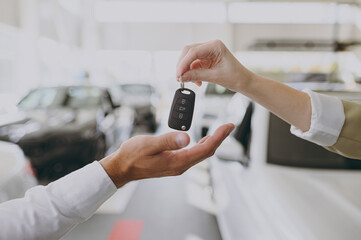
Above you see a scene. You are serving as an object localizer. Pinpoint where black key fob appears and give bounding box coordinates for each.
[168,88,195,131]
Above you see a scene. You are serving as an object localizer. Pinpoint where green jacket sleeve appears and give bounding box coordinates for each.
[325,100,361,160]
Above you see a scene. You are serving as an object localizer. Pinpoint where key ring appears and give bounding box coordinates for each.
[179,76,184,89]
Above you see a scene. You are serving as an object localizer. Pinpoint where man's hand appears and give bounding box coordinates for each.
[100,123,235,188]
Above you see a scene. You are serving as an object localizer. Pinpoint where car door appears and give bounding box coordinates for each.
[210,90,361,240]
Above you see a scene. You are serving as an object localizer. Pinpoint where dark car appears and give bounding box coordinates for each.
[0,86,132,180]
[117,84,159,132]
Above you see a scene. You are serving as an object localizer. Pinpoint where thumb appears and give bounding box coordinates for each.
[150,132,190,153]
[182,69,214,83]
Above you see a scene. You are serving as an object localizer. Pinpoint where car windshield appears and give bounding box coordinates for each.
[121,84,153,95]
[18,87,103,110]
[205,83,234,96]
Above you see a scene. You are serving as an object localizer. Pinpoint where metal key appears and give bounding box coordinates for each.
[168,77,195,131]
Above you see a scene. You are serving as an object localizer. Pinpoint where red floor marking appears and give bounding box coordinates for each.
[107,220,144,240]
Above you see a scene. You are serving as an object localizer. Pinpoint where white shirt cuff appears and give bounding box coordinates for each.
[46,161,117,220]
[290,89,345,147]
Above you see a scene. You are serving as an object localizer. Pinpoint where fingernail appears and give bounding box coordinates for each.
[224,127,234,137]
[182,73,189,81]
[176,134,188,147]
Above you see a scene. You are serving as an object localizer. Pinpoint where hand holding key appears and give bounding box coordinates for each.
[176,40,254,93]
[171,40,250,131]
[177,40,313,133]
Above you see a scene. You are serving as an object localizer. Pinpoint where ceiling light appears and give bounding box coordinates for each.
[95,1,227,23]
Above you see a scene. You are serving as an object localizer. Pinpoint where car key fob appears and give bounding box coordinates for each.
[168,88,195,131]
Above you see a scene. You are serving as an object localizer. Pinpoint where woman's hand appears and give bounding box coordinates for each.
[176,40,254,93]
[177,40,312,132]
[100,123,235,188]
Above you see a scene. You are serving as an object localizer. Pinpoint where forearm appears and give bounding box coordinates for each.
[0,162,117,240]
[239,72,312,132]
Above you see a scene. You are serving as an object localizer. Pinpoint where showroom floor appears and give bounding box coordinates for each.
[60,122,222,240]
[61,168,222,240]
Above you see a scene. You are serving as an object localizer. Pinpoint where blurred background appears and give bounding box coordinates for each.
[1,0,361,240]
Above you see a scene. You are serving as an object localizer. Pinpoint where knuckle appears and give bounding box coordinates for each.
[212,40,226,52]
[191,71,198,80]
[190,45,201,55]
[161,136,172,149]
[207,148,216,157]
[187,47,195,55]
[138,136,149,147]
[213,39,224,47]
[184,44,192,51]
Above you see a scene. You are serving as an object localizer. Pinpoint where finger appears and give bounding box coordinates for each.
[190,59,202,70]
[173,123,235,167]
[194,81,202,87]
[182,68,216,83]
[198,135,211,144]
[192,123,235,158]
[190,60,204,87]
[148,132,190,154]
[177,43,214,77]
[176,43,202,76]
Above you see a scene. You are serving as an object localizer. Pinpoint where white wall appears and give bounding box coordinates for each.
[1,0,361,96]
[101,23,229,50]
[100,22,358,51]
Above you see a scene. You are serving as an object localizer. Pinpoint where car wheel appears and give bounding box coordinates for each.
[149,122,157,133]
[147,115,157,133]
[93,135,106,160]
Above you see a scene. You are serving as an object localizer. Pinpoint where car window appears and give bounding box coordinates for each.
[121,84,153,95]
[233,102,254,157]
[18,88,60,110]
[205,83,234,96]
[65,87,102,108]
[18,87,103,110]
[267,113,361,169]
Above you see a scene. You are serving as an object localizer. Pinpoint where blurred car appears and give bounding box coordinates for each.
[0,141,37,203]
[209,89,361,240]
[0,86,134,180]
[0,94,18,115]
[116,83,159,132]
[193,83,235,141]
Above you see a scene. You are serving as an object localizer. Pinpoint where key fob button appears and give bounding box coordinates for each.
[177,98,187,105]
[176,105,186,112]
[173,111,187,120]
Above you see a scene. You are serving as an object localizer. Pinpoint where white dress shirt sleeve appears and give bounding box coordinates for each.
[0,161,117,240]
[290,89,345,146]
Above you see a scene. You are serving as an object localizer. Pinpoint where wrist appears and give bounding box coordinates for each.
[99,153,129,188]
[234,65,258,94]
